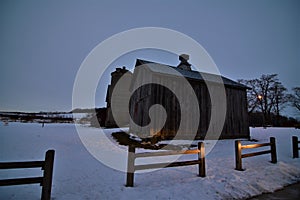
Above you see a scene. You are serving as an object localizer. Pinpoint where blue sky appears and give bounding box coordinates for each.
[0,0,299,117]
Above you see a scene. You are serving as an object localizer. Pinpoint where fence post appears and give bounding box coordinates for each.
[235,140,242,171]
[270,137,277,163]
[198,142,206,177]
[41,150,55,200]
[292,136,299,158]
[126,145,135,187]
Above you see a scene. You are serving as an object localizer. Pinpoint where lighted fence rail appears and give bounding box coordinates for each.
[235,137,277,171]
[292,136,300,158]
[0,150,55,200]
[126,142,205,187]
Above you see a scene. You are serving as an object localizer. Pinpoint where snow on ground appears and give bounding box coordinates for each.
[0,122,300,200]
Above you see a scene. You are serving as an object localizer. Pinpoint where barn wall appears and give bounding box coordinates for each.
[129,68,250,139]
[151,74,181,138]
[129,66,155,137]
[191,80,211,138]
[221,87,250,139]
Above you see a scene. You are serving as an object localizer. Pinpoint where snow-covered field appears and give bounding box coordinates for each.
[0,122,300,200]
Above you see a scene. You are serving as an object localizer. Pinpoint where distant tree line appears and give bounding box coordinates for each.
[0,111,73,124]
[238,74,300,127]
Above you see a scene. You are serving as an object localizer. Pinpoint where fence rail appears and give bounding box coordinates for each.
[0,150,55,200]
[126,142,205,187]
[0,161,45,169]
[235,137,277,171]
[292,136,300,158]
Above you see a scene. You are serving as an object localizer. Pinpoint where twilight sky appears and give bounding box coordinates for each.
[0,0,299,117]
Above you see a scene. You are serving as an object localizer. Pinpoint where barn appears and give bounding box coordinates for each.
[129,55,250,140]
[105,67,132,127]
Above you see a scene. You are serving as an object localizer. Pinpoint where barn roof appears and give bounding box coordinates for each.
[135,59,249,89]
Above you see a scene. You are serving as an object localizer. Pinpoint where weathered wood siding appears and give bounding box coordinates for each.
[129,67,249,139]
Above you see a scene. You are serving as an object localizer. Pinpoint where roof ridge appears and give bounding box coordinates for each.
[134,58,249,89]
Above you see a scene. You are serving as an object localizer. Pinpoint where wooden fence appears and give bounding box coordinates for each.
[126,142,205,187]
[0,150,55,200]
[235,137,277,171]
[292,136,300,158]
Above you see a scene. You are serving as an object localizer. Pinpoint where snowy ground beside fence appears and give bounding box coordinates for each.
[0,122,300,200]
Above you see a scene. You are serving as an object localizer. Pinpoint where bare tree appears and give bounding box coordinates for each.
[239,74,287,125]
[238,79,260,113]
[288,87,300,112]
[271,82,288,117]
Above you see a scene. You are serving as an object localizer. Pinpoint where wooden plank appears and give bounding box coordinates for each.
[198,142,206,177]
[270,137,277,163]
[0,161,44,169]
[235,140,242,171]
[126,146,135,187]
[241,143,270,149]
[241,150,271,158]
[135,160,200,171]
[0,177,43,186]
[292,136,299,158]
[41,150,55,200]
[135,149,200,158]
